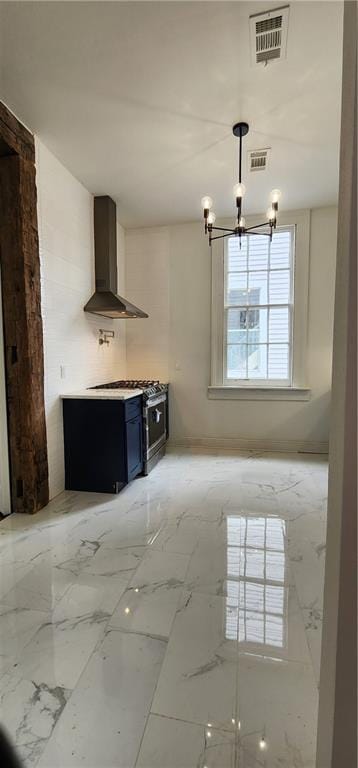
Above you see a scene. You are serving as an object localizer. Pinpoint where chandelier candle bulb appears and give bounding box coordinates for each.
[233,182,246,199]
[207,211,216,225]
[270,188,281,204]
[201,195,213,211]
[267,207,276,221]
[239,215,246,228]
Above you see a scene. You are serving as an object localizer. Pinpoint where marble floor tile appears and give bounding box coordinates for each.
[108,550,190,640]
[151,591,240,730]
[52,572,128,621]
[0,671,70,767]
[0,653,16,675]
[184,538,233,597]
[108,582,184,640]
[0,561,34,601]
[136,714,236,768]
[288,518,326,611]
[36,629,167,768]
[0,449,327,768]
[151,518,218,555]
[0,605,49,660]
[10,574,128,690]
[9,612,107,691]
[123,496,173,529]
[0,559,76,612]
[83,544,144,579]
[99,518,161,549]
[0,530,59,568]
[301,602,323,685]
[235,654,318,767]
[130,549,190,591]
[47,534,111,576]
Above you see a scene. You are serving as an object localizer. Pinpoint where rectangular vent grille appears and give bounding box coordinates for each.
[256,27,282,54]
[257,48,281,63]
[250,6,289,66]
[248,149,270,172]
[256,15,282,33]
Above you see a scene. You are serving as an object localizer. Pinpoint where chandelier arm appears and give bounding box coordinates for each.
[210,225,237,233]
[210,232,235,242]
[244,230,272,237]
[245,222,271,231]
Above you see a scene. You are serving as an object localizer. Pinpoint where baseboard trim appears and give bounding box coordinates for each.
[168,436,329,455]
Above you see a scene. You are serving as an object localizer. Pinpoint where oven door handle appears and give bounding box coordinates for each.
[152,408,162,424]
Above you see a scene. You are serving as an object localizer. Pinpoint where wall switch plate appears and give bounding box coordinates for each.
[60,365,66,379]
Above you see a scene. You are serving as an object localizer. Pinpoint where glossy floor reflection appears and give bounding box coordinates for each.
[0,448,327,767]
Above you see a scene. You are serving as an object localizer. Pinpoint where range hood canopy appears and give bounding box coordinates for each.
[84,196,148,319]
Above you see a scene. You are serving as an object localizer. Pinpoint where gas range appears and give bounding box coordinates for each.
[91,379,168,401]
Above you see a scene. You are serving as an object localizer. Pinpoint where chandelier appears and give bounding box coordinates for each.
[201,122,281,246]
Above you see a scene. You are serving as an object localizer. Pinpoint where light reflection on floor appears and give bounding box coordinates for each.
[226,515,287,654]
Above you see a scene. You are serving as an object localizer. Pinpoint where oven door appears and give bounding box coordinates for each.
[145,394,167,460]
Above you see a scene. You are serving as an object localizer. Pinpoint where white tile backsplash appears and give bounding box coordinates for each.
[36,139,127,499]
[125,227,170,383]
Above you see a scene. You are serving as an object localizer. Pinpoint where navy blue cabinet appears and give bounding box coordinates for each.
[126,415,143,481]
[63,396,143,494]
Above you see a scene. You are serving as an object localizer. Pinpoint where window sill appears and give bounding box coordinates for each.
[207,386,311,401]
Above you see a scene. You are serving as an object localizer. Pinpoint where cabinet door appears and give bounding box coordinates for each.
[126,414,143,481]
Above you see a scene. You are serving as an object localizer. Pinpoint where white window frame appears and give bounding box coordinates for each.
[209,209,311,401]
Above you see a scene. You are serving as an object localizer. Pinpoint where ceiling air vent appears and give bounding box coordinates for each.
[249,5,289,66]
[248,148,270,172]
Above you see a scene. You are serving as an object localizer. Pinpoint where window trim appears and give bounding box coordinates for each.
[210,209,311,396]
[223,225,295,386]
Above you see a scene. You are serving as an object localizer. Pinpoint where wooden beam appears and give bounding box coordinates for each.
[0,134,48,512]
[0,101,34,162]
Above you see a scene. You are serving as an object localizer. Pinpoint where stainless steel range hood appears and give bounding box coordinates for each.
[84,196,148,319]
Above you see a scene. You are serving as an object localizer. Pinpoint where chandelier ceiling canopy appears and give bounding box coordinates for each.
[201,122,282,246]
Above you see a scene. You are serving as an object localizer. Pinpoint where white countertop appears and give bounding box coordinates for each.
[61,388,143,400]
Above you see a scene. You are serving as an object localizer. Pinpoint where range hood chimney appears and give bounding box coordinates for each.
[84,195,148,319]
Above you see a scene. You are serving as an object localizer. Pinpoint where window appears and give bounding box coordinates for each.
[210,210,311,398]
[225,228,294,385]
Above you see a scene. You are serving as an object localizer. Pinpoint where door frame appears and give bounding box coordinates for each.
[0,101,49,514]
[316,2,357,765]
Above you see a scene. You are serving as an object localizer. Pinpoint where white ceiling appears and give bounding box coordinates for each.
[0,1,343,227]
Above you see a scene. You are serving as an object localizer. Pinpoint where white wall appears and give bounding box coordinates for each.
[125,227,170,382]
[125,206,337,452]
[36,139,127,498]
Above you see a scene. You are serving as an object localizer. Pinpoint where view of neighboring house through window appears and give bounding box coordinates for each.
[224,227,294,385]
